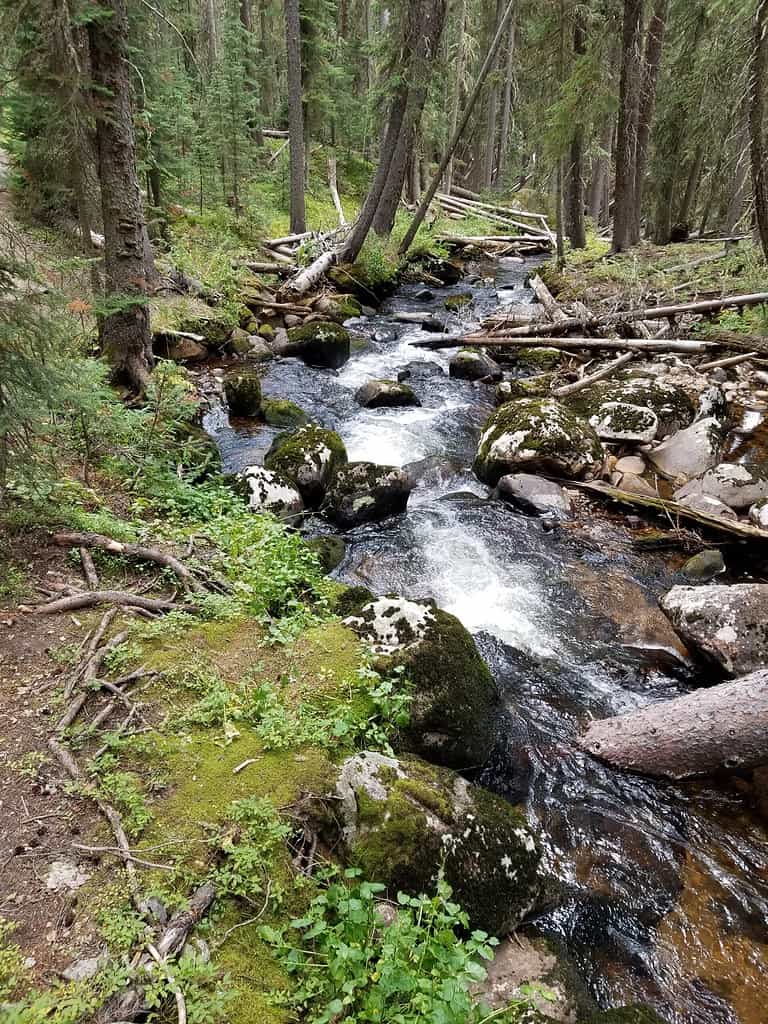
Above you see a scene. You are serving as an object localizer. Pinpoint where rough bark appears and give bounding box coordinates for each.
[201,0,218,70]
[750,0,768,260]
[495,12,516,190]
[612,0,644,252]
[676,142,704,230]
[284,0,306,233]
[482,0,505,189]
[87,0,153,392]
[632,0,667,242]
[588,117,614,226]
[565,11,587,249]
[726,116,750,234]
[579,670,768,780]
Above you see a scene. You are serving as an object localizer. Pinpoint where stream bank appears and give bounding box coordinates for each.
[201,255,768,1024]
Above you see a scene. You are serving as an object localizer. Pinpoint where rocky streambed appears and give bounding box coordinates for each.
[200,258,768,1024]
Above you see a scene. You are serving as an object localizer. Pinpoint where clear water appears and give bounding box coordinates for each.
[203,262,768,1024]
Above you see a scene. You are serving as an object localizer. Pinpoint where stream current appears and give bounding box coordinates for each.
[204,259,768,1024]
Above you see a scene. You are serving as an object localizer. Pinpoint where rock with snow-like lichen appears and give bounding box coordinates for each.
[331,751,541,935]
[660,584,768,676]
[264,425,348,507]
[325,462,413,529]
[564,375,695,439]
[674,462,768,512]
[590,402,659,444]
[238,465,304,520]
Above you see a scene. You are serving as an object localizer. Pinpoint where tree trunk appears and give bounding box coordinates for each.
[750,0,768,260]
[578,669,768,780]
[284,0,306,233]
[632,0,667,243]
[676,142,704,230]
[87,0,153,392]
[445,0,468,194]
[495,13,516,190]
[565,11,587,249]
[588,117,613,226]
[483,0,505,190]
[259,1,276,116]
[201,0,218,71]
[612,0,644,252]
[726,115,750,234]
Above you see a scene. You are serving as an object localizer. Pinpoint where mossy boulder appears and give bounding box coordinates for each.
[329,261,398,302]
[283,321,351,369]
[228,326,253,356]
[265,425,348,507]
[260,398,309,429]
[495,380,529,406]
[315,293,363,322]
[590,402,659,443]
[325,462,413,529]
[564,375,695,440]
[355,379,420,409]
[444,291,473,311]
[517,347,563,372]
[343,595,498,768]
[224,367,262,417]
[332,751,541,936]
[449,348,503,382]
[238,465,304,520]
[257,323,275,339]
[305,535,346,573]
[474,399,604,484]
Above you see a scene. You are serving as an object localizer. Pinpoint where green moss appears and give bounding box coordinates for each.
[264,425,348,506]
[444,292,473,311]
[224,368,262,417]
[260,398,309,428]
[329,260,399,302]
[287,321,349,346]
[564,375,694,435]
[305,535,346,573]
[258,323,275,339]
[517,347,563,371]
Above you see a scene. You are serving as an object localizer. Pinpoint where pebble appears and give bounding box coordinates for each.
[681,549,725,582]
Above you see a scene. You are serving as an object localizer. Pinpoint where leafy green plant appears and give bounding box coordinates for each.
[87,754,153,838]
[213,797,291,906]
[0,918,27,1000]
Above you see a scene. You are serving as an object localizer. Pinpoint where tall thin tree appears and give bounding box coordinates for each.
[750,0,768,260]
[284,0,306,233]
[612,0,644,252]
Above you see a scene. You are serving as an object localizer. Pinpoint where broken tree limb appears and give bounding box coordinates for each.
[235,259,294,276]
[79,548,99,590]
[31,591,197,616]
[528,274,568,322]
[52,532,206,594]
[411,335,715,354]
[578,669,768,779]
[267,138,289,165]
[551,352,635,397]
[328,155,347,226]
[697,351,759,371]
[281,250,337,298]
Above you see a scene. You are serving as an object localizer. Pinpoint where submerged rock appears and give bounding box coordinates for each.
[265,425,348,507]
[239,465,304,520]
[325,462,413,529]
[495,473,572,517]
[449,348,503,382]
[660,583,768,676]
[397,360,445,382]
[444,291,473,311]
[647,417,723,481]
[223,367,262,417]
[260,397,309,428]
[343,595,499,768]
[305,535,346,573]
[332,751,541,936]
[282,322,351,369]
[674,462,768,511]
[474,399,603,484]
[355,379,420,408]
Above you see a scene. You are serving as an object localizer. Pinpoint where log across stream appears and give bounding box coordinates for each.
[202,260,768,1024]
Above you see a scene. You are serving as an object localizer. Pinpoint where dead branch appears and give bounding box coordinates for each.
[53,532,206,595]
[79,548,100,590]
[31,591,197,616]
[551,352,635,397]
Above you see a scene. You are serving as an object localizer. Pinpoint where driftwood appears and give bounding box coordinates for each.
[529,274,567,322]
[53,532,206,594]
[236,259,294,276]
[412,335,715,354]
[551,352,635,397]
[697,351,759,371]
[578,669,768,779]
[31,590,196,615]
[281,250,337,298]
[437,192,550,239]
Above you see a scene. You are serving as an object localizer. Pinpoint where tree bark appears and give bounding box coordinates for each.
[483,0,505,190]
[588,117,614,226]
[87,0,153,392]
[750,0,768,260]
[632,0,667,242]
[676,142,705,230]
[284,0,306,233]
[201,0,218,71]
[495,12,516,190]
[445,0,468,194]
[612,0,644,252]
[578,670,768,780]
[565,10,587,249]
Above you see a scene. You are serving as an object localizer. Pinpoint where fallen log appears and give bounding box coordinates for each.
[262,128,289,138]
[529,274,568,322]
[697,351,759,371]
[31,591,198,615]
[265,231,313,247]
[446,188,550,226]
[578,669,768,779]
[411,335,716,354]
[437,193,550,239]
[235,259,295,276]
[551,352,635,397]
[53,531,206,594]
[436,233,551,246]
[281,250,337,298]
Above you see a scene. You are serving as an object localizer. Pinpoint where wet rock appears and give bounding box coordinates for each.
[660,584,768,675]
[474,399,604,484]
[582,1009,665,1024]
[223,367,262,417]
[414,287,434,301]
[265,425,348,507]
[495,380,528,405]
[646,417,723,480]
[676,492,738,521]
[155,333,208,362]
[517,347,563,372]
[247,337,274,363]
[444,291,473,311]
[475,935,577,1022]
[496,473,572,517]
[282,322,351,369]
[674,462,768,511]
[681,549,725,582]
[305,535,346,573]
[313,293,363,322]
[565,376,695,439]
[614,455,646,475]
[343,595,499,768]
[325,462,413,529]
[239,465,304,520]
[611,471,658,497]
[355,379,421,408]
[397,360,445,381]
[748,498,768,529]
[260,398,309,428]
[423,256,463,285]
[228,326,252,356]
[695,384,727,421]
[449,348,503,381]
[591,402,659,444]
[332,751,540,935]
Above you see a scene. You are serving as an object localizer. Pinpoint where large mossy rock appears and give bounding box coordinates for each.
[329,261,399,302]
[333,751,541,936]
[284,322,351,369]
[343,594,498,768]
[449,348,503,382]
[564,376,695,440]
[474,398,603,485]
[223,367,262,417]
[264,425,348,507]
[325,462,413,529]
[238,465,304,520]
[260,398,309,428]
[355,379,420,408]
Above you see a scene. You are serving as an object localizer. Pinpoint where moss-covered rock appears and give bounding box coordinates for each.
[265,425,348,507]
[238,465,304,519]
[258,323,275,339]
[474,398,604,484]
[343,595,498,768]
[284,322,351,369]
[355,379,420,409]
[224,367,262,417]
[329,261,399,302]
[325,462,413,529]
[517,347,563,372]
[260,398,309,428]
[495,380,528,406]
[564,375,695,440]
[450,348,503,382]
[444,291,473,311]
[332,751,541,936]
[228,326,253,356]
[305,535,346,573]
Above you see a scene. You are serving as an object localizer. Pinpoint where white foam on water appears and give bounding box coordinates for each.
[337,333,451,389]
[341,400,469,466]
[412,511,559,657]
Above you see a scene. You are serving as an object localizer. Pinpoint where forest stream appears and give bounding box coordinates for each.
[202,259,768,1024]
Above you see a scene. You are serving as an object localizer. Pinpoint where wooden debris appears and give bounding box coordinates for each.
[53,532,207,594]
[412,335,715,354]
[32,590,197,616]
[551,352,635,397]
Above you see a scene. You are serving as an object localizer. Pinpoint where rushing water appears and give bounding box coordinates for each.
[203,260,768,1024]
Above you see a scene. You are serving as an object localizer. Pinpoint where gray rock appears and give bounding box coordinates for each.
[282,322,351,369]
[695,384,727,421]
[613,471,658,497]
[246,337,274,363]
[496,473,572,517]
[414,288,434,300]
[749,498,768,530]
[325,462,413,529]
[676,492,738,521]
[449,348,503,382]
[646,417,723,481]
[565,375,695,439]
[397,361,445,382]
[674,463,768,511]
[681,549,726,582]
[615,455,646,475]
[333,751,540,936]
[265,425,348,507]
[661,584,768,675]
[157,334,208,362]
[355,379,420,408]
[61,954,105,983]
[45,860,90,892]
[239,465,304,520]
[590,402,659,443]
[494,380,528,406]
[361,305,377,317]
